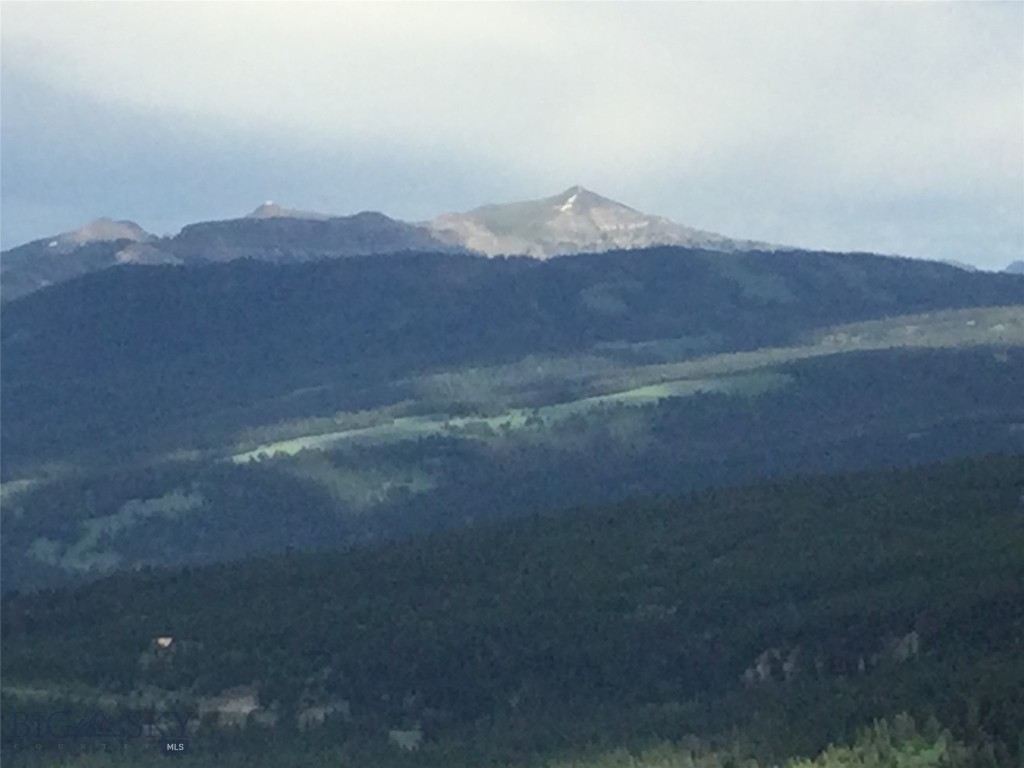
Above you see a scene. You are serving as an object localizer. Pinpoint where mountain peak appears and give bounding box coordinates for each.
[552,186,627,212]
[248,201,286,218]
[245,202,332,221]
[429,187,778,259]
[558,184,589,200]
[63,218,150,246]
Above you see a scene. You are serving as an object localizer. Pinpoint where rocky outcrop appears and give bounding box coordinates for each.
[742,631,921,686]
[196,685,261,728]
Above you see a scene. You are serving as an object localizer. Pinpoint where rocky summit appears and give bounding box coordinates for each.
[428,186,779,258]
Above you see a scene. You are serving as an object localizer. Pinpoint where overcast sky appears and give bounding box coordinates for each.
[2,2,1022,269]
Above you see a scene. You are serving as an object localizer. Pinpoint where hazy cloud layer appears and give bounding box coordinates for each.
[2,3,1021,268]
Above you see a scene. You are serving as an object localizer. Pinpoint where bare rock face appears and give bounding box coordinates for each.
[115,242,182,265]
[62,218,151,248]
[429,186,779,258]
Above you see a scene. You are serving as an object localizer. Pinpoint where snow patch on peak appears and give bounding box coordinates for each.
[555,186,632,213]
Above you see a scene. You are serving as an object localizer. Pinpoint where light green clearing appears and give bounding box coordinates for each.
[232,372,788,463]
[226,305,1024,464]
[276,457,437,511]
[231,305,1024,464]
[232,416,452,462]
[810,304,1024,349]
[593,305,1024,391]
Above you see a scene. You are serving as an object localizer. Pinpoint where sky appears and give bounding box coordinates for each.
[2,2,1022,269]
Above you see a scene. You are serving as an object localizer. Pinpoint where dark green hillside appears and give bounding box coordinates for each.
[0,461,345,593]
[3,248,1021,469]
[4,455,1024,765]
[4,345,1022,594]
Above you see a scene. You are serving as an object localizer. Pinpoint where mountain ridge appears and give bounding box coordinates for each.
[3,187,780,300]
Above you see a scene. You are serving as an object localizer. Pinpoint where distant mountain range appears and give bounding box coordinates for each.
[17,186,1017,302]
[0,187,780,301]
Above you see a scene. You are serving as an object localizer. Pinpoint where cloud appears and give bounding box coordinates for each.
[0,66,509,245]
[2,2,1021,267]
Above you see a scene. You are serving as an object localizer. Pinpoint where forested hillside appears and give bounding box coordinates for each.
[4,247,1021,468]
[4,344,1023,594]
[3,455,1023,766]
[2,247,1022,647]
